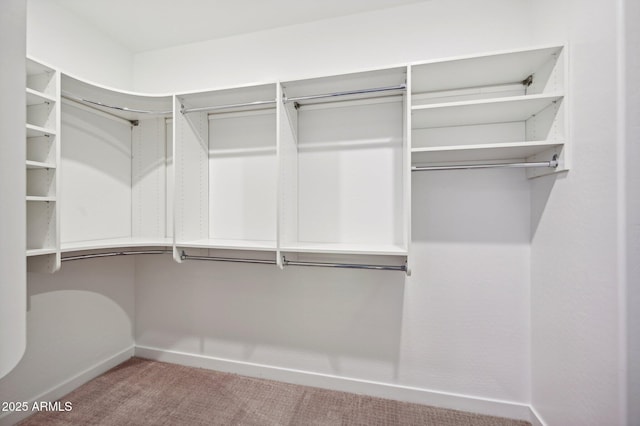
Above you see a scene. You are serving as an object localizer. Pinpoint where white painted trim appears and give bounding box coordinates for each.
[135,345,532,422]
[0,346,135,426]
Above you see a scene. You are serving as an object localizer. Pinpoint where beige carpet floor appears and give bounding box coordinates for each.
[19,357,530,426]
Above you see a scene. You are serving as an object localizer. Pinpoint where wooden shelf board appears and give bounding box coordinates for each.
[177,239,277,252]
[61,237,173,253]
[26,88,56,105]
[26,160,56,169]
[412,45,563,93]
[411,141,564,164]
[26,248,57,257]
[26,124,56,138]
[280,242,408,256]
[411,94,563,129]
[26,196,56,202]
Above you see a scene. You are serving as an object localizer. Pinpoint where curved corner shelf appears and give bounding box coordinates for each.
[61,237,174,253]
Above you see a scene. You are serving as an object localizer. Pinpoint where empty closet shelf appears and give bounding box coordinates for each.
[280,242,408,256]
[61,237,174,253]
[411,94,563,128]
[176,239,277,251]
[411,141,563,164]
[26,124,56,137]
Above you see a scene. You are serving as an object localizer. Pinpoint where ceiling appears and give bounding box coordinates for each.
[53,0,428,53]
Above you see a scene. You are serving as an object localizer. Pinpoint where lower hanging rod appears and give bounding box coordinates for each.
[284,84,406,104]
[180,251,276,265]
[283,257,407,272]
[180,252,406,272]
[62,250,171,262]
[412,156,558,172]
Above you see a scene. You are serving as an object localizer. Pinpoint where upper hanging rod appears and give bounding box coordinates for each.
[412,156,558,172]
[62,250,171,262]
[283,84,406,104]
[181,100,277,114]
[62,93,173,116]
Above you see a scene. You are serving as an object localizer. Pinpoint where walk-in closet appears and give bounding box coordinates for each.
[0,1,637,425]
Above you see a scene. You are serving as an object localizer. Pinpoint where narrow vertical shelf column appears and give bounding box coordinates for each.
[26,58,61,272]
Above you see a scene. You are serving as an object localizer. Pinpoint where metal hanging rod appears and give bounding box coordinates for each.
[283,84,407,104]
[62,250,171,262]
[282,257,407,272]
[180,251,277,265]
[180,251,406,272]
[62,93,173,116]
[181,100,277,114]
[412,156,558,172]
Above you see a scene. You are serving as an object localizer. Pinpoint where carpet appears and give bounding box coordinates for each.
[19,357,531,426]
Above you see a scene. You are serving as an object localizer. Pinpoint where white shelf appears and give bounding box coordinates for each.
[411,94,563,129]
[26,160,56,169]
[280,242,408,256]
[177,239,277,252]
[26,123,56,137]
[26,247,57,257]
[26,196,56,202]
[26,88,56,106]
[412,141,564,164]
[61,237,174,253]
[412,45,563,94]
[26,59,54,76]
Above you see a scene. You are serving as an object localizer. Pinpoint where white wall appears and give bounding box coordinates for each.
[134,0,535,414]
[0,258,135,425]
[26,0,134,89]
[133,0,532,93]
[530,0,626,425]
[0,0,27,380]
[625,0,640,423]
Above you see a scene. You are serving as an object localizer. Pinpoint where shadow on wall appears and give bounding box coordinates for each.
[134,255,406,380]
[530,171,561,239]
[412,166,560,244]
[0,257,135,404]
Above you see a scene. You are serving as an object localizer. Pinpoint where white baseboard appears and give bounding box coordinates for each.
[528,405,547,426]
[0,346,135,426]
[135,345,534,423]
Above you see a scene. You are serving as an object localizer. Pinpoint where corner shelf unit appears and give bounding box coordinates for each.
[59,74,173,255]
[410,45,567,179]
[27,44,567,274]
[26,58,60,271]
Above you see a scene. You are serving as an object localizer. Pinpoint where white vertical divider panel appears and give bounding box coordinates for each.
[166,117,173,239]
[404,66,412,275]
[173,96,209,262]
[53,70,61,270]
[132,118,167,239]
[277,83,299,263]
[526,46,569,179]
